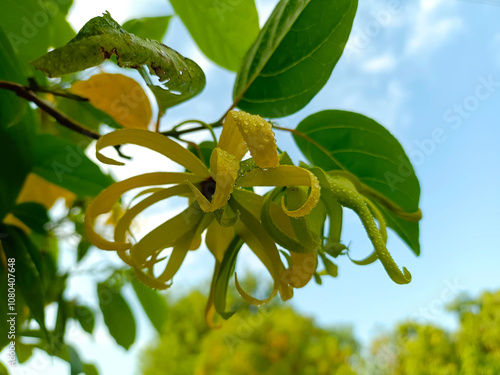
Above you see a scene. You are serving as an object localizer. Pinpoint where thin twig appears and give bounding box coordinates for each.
[0,80,100,140]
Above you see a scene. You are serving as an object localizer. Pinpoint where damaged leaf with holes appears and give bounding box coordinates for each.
[30,11,206,111]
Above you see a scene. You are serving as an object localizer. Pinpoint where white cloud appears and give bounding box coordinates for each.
[362,54,397,72]
[404,1,462,56]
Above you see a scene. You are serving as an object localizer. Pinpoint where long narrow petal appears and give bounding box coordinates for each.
[85,172,202,251]
[114,184,192,244]
[237,165,320,217]
[130,203,204,265]
[156,213,213,283]
[96,128,210,178]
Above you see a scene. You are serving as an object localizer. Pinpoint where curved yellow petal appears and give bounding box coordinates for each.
[206,221,235,262]
[235,272,278,305]
[95,128,210,178]
[85,172,201,251]
[130,203,204,265]
[220,111,279,168]
[114,184,192,244]
[188,148,239,212]
[237,165,320,217]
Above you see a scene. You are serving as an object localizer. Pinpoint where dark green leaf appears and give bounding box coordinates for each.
[77,240,92,262]
[0,0,75,67]
[131,277,168,334]
[53,345,84,375]
[31,12,205,111]
[11,202,50,234]
[97,283,136,350]
[73,304,95,334]
[0,225,46,332]
[122,16,171,41]
[67,345,84,375]
[214,236,243,319]
[0,27,26,127]
[233,0,357,117]
[169,0,259,71]
[32,134,113,198]
[295,110,421,254]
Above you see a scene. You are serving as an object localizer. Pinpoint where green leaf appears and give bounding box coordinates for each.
[0,110,35,220]
[0,0,75,67]
[122,16,171,41]
[97,283,136,350]
[131,277,168,334]
[11,202,50,234]
[15,342,34,363]
[32,134,113,198]
[233,0,357,117]
[169,0,259,71]
[73,304,95,334]
[0,361,8,375]
[214,236,243,319]
[83,363,99,375]
[0,27,27,127]
[294,110,421,254]
[188,141,216,168]
[31,12,205,111]
[52,345,84,375]
[0,225,46,332]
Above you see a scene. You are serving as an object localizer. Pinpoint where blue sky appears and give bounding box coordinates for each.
[5,0,500,373]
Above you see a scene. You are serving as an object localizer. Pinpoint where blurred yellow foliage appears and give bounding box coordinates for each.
[71,73,153,130]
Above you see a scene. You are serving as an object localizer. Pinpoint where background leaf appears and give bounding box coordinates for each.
[0,0,75,67]
[233,0,357,117]
[131,277,168,334]
[122,16,171,41]
[32,134,113,198]
[0,110,35,221]
[73,304,95,334]
[71,73,153,130]
[294,110,420,254]
[97,283,136,350]
[0,27,26,127]
[11,202,50,234]
[1,225,46,332]
[169,0,259,71]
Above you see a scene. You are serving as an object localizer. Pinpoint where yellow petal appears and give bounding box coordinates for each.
[95,128,210,178]
[188,148,239,212]
[206,220,235,262]
[235,272,278,305]
[85,172,202,251]
[114,184,191,244]
[130,202,204,266]
[237,165,321,217]
[282,251,317,288]
[71,73,153,130]
[220,110,279,168]
[16,173,76,209]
